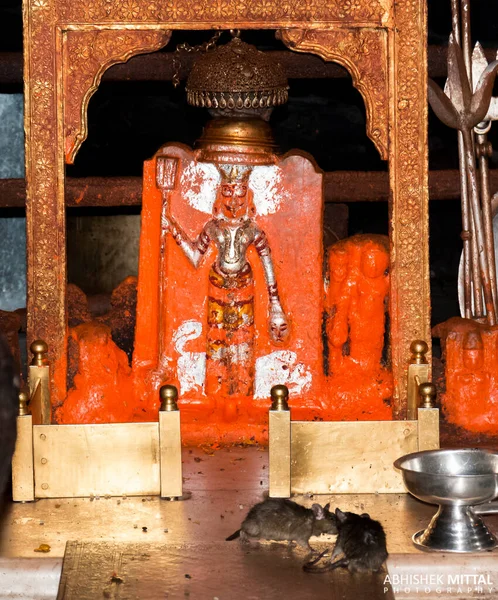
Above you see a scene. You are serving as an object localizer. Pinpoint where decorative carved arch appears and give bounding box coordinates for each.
[25,0,429,417]
[279,28,388,160]
[64,30,171,164]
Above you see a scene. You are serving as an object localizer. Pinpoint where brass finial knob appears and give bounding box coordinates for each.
[271,385,289,411]
[419,382,437,408]
[18,391,29,416]
[30,340,48,367]
[410,340,428,365]
[160,384,178,411]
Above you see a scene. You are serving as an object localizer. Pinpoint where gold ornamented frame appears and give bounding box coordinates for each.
[24,0,429,418]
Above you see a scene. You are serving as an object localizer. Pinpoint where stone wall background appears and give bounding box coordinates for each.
[0,94,25,311]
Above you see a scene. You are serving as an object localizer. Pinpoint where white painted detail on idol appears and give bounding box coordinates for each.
[254,350,312,399]
[182,162,288,216]
[181,162,220,214]
[226,342,252,364]
[249,165,289,216]
[173,320,206,394]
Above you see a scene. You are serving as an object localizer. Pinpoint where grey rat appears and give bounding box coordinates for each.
[303,508,388,573]
[226,497,337,551]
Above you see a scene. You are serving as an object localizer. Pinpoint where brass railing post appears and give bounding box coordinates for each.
[29,340,51,425]
[12,392,35,501]
[407,340,430,420]
[417,382,440,451]
[158,384,183,500]
[269,384,291,498]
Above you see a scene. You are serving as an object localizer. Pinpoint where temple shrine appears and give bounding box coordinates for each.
[0,0,498,597]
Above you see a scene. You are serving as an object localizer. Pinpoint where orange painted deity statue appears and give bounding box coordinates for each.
[433,317,498,435]
[128,137,326,438]
[324,235,392,420]
[161,163,289,412]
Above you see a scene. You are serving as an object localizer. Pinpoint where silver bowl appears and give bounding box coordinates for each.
[394,448,498,552]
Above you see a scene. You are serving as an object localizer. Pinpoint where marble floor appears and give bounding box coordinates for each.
[0,447,497,599]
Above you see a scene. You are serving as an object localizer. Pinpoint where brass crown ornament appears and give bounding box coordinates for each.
[218,164,252,183]
[186,34,288,113]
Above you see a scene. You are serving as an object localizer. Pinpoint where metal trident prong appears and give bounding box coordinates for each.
[471,43,498,126]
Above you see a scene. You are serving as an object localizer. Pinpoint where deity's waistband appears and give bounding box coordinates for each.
[209,262,253,290]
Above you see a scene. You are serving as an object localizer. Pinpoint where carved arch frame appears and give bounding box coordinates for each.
[24,0,429,418]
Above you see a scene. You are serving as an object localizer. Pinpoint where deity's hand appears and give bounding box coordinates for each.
[161,213,183,245]
[161,213,171,232]
[331,319,349,348]
[269,305,290,343]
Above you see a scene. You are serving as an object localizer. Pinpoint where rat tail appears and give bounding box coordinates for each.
[226,529,241,541]
[303,556,349,574]
[303,549,328,568]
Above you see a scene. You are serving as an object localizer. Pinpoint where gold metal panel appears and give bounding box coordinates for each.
[33,423,160,498]
[159,411,182,498]
[12,415,35,502]
[269,410,291,498]
[29,365,51,425]
[290,420,418,494]
[417,407,440,451]
[407,363,429,420]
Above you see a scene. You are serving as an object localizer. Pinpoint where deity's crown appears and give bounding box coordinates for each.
[218,164,252,184]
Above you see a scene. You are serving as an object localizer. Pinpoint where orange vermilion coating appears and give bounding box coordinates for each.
[56,144,393,442]
[434,317,498,435]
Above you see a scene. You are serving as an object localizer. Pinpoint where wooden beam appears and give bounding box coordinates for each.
[0,169,493,208]
[1,46,496,85]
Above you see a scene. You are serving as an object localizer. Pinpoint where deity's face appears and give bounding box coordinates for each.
[220,182,249,219]
[270,318,289,343]
[463,347,484,370]
[360,246,389,279]
[462,333,484,369]
[329,249,349,282]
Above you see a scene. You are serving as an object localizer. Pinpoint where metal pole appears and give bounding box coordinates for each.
[451,0,473,317]
[477,132,498,312]
[462,127,496,324]
[460,0,485,318]
[458,131,476,317]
